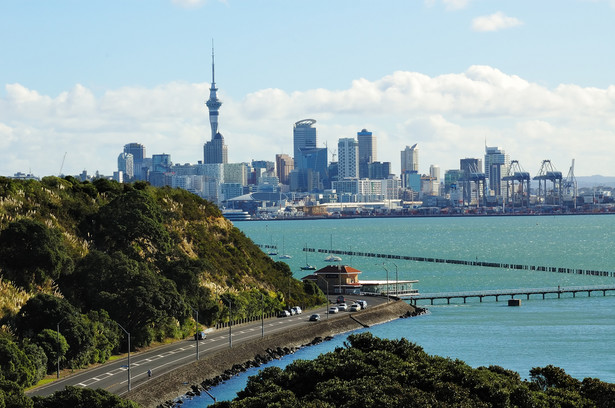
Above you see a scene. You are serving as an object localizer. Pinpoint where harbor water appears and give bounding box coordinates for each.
[182,214,615,406]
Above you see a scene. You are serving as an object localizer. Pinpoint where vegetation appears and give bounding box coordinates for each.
[213,332,615,408]
[0,176,325,407]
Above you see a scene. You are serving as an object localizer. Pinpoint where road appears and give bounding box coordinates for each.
[28,295,385,398]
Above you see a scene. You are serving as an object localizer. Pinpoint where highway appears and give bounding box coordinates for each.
[28,295,383,398]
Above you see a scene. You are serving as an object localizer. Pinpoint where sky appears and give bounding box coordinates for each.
[2,0,615,178]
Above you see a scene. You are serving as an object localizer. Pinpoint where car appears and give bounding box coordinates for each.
[349,304,361,312]
[328,306,339,314]
[336,295,345,304]
[357,300,367,309]
[287,308,296,315]
[292,306,302,314]
[309,313,320,321]
[278,310,291,317]
[194,331,207,340]
[337,303,348,311]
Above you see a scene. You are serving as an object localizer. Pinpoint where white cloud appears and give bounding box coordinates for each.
[424,0,472,11]
[472,12,523,32]
[2,65,615,178]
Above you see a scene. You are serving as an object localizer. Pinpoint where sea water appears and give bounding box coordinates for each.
[182,215,615,407]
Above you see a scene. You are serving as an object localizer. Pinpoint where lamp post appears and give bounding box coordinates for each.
[316,274,329,319]
[188,305,199,361]
[223,297,232,348]
[111,321,131,392]
[392,262,399,296]
[260,292,264,338]
[382,264,390,303]
[56,315,71,379]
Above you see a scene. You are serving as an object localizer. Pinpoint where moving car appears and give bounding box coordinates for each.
[357,300,367,309]
[194,331,207,340]
[336,295,345,304]
[278,310,291,317]
[292,306,302,314]
[309,313,320,321]
[328,306,339,314]
[337,303,348,311]
[349,304,361,312]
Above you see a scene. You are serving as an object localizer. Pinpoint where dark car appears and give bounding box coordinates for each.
[336,295,345,304]
[194,331,207,340]
[309,314,321,321]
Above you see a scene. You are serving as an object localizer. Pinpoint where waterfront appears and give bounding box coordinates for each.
[184,214,615,406]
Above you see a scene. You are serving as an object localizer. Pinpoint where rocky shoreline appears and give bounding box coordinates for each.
[124,300,424,408]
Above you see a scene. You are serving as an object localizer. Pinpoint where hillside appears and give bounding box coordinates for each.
[0,176,323,406]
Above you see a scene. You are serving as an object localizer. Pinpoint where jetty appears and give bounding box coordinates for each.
[407,285,615,305]
[304,247,615,278]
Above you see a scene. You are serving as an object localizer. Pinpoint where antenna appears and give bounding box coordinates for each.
[211,39,215,85]
[59,152,67,176]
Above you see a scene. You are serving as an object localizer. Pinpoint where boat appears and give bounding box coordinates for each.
[278,236,292,259]
[300,244,316,270]
[324,235,342,262]
[222,209,251,221]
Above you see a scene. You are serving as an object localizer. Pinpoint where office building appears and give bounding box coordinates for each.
[293,119,317,163]
[124,143,146,180]
[401,144,419,173]
[357,129,376,178]
[338,138,359,179]
[484,146,509,196]
[275,154,294,185]
[117,152,134,180]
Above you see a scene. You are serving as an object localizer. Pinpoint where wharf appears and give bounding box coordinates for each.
[408,285,615,305]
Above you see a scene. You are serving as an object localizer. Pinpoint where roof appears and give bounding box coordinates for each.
[314,265,362,274]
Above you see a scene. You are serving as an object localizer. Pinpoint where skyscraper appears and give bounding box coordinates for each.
[357,129,376,179]
[401,144,419,174]
[123,143,146,180]
[117,152,134,180]
[484,146,509,196]
[293,119,317,163]
[204,44,228,164]
[275,154,294,185]
[338,138,359,179]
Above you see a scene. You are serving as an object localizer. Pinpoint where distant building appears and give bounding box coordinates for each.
[401,144,419,174]
[302,265,362,295]
[293,119,317,164]
[117,152,134,180]
[204,45,228,164]
[484,146,509,196]
[275,154,294,185]
[124,143,146,180]
[357,129,376,179]
[368,161,392,180]
[338,138,359,179]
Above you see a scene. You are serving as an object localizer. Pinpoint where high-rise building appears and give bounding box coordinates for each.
[124,143,146,180]
[338,138,359,179]
[484,146,509,196]
[275,154,294,185]
[293,119,317,163]
[357,129,376,179]
[117,152,134,180]
[204,44,228,164]
[429,164,441,196]
[401,144,419,174]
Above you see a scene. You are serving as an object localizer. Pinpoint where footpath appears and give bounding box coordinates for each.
[125,299,416,408]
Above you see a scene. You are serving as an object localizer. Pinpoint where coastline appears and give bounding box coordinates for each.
[125,300,416,408]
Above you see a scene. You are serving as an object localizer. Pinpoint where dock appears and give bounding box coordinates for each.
[406,285,615,305]
[304,247,615,278]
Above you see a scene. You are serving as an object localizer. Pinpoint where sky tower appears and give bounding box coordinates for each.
[204,42,227,164]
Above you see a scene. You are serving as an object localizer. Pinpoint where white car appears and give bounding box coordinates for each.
[278,310,291,317]
[349,304,361,312]
[292,306,302,314]
[337,303,348,311]
[328,306,339,314]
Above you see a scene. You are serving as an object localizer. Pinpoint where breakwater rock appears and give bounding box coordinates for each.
[125,300,414,408]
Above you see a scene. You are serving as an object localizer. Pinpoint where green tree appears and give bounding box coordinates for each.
[33,330,67,374]
[31,386,140,408]
[0,219,73,289]
[0,338,36,388]
[0,378,34,408]
[21,342,48,383]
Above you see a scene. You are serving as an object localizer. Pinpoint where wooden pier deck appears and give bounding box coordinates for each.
[406,285,615,305]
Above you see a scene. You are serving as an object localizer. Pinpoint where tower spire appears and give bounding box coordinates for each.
[211,39,215,87]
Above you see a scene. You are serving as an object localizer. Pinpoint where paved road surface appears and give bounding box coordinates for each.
[28,295,385,398]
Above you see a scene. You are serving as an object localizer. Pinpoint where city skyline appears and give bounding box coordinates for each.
[2,1,615,178]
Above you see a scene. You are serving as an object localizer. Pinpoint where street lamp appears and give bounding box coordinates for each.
[188,305,199,361]
[392,262,399,297]
[260,292,264,338]
[110,321,131,392]
[223,297,232,348]
[316,274,329,319]
[56,314,75,379]
[382,264,390,303]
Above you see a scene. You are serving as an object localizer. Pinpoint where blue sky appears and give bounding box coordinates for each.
[2,0,615,178]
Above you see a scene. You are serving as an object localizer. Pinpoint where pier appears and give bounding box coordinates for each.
[406,285,615,305]
[303,247,615,278]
